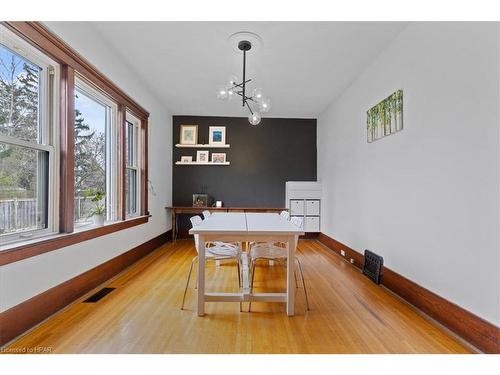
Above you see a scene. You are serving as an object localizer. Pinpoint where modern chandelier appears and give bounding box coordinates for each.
[216,40,270,125]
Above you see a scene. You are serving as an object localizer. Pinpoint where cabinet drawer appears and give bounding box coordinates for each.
[305,200,320,215]
[290,199,304,215]
[305,216,320,232]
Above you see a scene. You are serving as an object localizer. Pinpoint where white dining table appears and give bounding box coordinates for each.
[189,212,304,316]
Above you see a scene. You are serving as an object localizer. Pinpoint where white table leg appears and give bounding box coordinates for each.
[286,234,297,316]
[197,234,206,316]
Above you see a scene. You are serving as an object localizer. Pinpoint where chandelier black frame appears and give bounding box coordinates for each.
[232,40,256,114]
[217,39,270,125]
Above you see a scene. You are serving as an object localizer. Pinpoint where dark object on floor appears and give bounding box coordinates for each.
[83,287,116,303]
[363,250,383,284]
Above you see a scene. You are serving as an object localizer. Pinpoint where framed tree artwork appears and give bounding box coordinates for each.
[367,90,403,143]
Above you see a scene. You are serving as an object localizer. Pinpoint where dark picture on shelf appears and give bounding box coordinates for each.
[213,131,222,142]
[209,126,226,146]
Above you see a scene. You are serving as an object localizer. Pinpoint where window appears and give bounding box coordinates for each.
[125,112,141,218]
[0,26,58,242]
[74,76,118,225]
[0,22,149,259]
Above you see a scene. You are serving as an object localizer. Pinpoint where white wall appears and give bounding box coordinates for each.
[0,22,173,312]
[317,22,500,325]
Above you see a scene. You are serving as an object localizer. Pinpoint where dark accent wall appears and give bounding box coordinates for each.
[173,115,317,207]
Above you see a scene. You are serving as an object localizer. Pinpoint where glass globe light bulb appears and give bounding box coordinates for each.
[227,75,239,88]
[248,112,262,126]
[252,88,264,101]
[227,88,235,101]
[216,87,228,100]
[259,97,271,113]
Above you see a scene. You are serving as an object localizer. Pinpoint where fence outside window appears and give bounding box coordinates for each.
[0,197,94,235]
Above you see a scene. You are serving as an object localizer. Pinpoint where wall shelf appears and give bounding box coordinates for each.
[175,161,230,166]
[175,144,230,148]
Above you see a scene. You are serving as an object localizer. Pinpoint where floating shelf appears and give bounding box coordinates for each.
[175,144,230,148]
[175,161,230,166]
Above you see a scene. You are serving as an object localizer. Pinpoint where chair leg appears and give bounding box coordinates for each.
[296,258,310,311]
[181,256,198,310]
[294,269,298,288]
[237,258,242,312]
[237,259,241,287]
[248,260,257,312]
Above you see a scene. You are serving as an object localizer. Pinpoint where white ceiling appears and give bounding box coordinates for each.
[89,22,407,118]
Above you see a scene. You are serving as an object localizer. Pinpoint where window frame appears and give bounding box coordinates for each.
[73,74,119,224]
[125,112,141,218]
[0,22,150,265]
[0,25,60,243]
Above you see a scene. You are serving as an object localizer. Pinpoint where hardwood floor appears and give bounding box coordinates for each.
[3,239,473,354]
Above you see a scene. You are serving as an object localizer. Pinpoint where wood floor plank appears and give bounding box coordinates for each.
[3,239,473,354]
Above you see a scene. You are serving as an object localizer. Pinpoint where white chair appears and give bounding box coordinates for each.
[248,215,310,311]
[202,210,211,219]
[250,210,290,264]
[290,216,303,227]
[280,210,290,220]
[181,215,243,311]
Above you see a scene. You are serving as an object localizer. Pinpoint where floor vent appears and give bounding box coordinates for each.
[83,287,116,303]
[362,250,383,284]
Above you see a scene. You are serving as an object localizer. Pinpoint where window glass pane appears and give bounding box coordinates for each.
[0,44,41,143]
[125,168,136,216]
[0,143,48,235]
[74,88,108,223]
[125,120,134,167]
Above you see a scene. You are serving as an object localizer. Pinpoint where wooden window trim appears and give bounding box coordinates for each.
[0,21,150,262]
[0,216,151,266]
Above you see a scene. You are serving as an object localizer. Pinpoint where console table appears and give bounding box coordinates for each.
[165,206,286,240]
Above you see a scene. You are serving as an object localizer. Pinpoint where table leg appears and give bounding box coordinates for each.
[171,210,176,241]
[197,234,206,316]
[286,234,297,316]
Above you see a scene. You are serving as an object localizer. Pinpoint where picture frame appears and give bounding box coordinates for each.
[180,125,198,145]
[367,90,403,143]
[192,194,208,207]
[180,156,193,163]
[211,153,226,163]
[209,126,226,146]
[196,150,209,163]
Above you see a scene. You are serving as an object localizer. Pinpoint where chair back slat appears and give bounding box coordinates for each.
[290,216,303,229]
[190,215,203,254]
[280,210,290,220]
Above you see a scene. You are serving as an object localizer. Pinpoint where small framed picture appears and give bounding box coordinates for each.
[196,150,209,163]
[211,153,226,163]
[192,194,208,207]
[180,156,192,163]
[209,126,226,146]
[180,125,198,145]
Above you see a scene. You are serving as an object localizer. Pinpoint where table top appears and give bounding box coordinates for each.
[166,206,286,212]
[189,212,304,235]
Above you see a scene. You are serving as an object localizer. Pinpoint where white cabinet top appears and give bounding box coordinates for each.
[286,181,322,191]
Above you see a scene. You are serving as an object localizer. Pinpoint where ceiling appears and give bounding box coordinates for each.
[89,22,407,118]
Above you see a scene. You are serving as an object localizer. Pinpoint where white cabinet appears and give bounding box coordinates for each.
[305,216,320,232]
[286,181,322,233]
[306,200,320,215]
[290,200,305,215]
